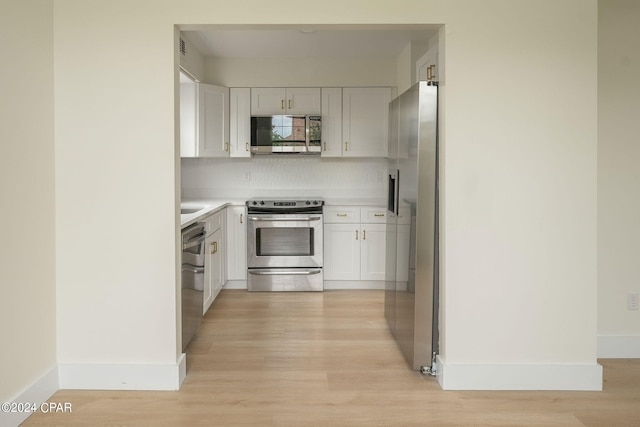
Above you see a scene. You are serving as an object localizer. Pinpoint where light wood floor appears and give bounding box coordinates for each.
[24,290,640,426]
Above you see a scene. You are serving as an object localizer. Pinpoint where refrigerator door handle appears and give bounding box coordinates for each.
[388,170,399,215]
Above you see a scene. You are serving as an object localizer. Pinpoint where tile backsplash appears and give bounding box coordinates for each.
[181,156,388,200]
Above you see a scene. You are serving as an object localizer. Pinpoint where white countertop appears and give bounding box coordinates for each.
[180,199,245,229]
[324,198,386,207]
[180,198,386,229]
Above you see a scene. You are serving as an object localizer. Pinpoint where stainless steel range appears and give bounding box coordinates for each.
[246,198,324,291]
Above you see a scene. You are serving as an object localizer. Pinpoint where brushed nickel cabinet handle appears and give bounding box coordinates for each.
[240,214,243,224]
[245,142,249,152]
[337,213,347,217]
[281,99,285,110]
[345,141,349,151]
[363,230,366,240]
[374,213,384,217]
[355,230,358,240]
[288,99,292,109]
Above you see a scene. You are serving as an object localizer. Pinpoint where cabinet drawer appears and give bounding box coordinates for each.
[323,206,360,223]
[361,207,387,223]
[205,210,223,235]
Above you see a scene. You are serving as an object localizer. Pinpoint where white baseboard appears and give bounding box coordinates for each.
[224,280,384,290]
[224,280,247,290]
[436,355,603,391]
[598,335,640,358]
[58,355,187,391]
[323,280,385,290]
[1,366,59,427]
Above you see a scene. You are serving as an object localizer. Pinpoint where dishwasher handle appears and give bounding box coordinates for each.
[183,232,206,250]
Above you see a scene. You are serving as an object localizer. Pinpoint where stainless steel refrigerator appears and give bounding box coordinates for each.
[385,81,439,373]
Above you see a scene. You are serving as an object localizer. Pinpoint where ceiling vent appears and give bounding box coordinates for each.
[179,38,186,56]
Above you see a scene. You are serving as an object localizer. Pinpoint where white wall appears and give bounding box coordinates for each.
[180,53,398,202]
[439,1,599,389]
[179,33,205,81]
[50,0,600,392]
[597,0,640,357]
[205,57,397,87]
[54,2,182,388]
[182,157,387,200]
[0,0,57,410]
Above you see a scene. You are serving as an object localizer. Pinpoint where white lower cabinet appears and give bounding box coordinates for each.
[203,211,225,314]
[323,206,386,282]
[226,205,247,281]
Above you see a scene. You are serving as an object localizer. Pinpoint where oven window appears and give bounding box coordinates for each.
[256,227,314,256]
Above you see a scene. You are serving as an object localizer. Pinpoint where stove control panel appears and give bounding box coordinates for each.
[247,199,324,211]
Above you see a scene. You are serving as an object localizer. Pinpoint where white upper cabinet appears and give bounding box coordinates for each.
[179,71,197,157]
[198,83,230,157]
[320,88,343,157]
[251,87,321,115]
[416,44,439,83]
[341,87,391,158]
[229,88,251,158]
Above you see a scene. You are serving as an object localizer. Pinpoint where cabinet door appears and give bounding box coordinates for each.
[211,227,224,301]
[179,71,197,157]
[251,88,286,115]
[229,88,251,158]
[198,83,230,157]
[203,234,214,313]
[360,223,386,281]
[416,44,439,83]
[323,223,360,280]
[226,206,247,281]
[286,88,321,114]
[342,87,390,158]
[204,228,223,314]
[321,88,343,157]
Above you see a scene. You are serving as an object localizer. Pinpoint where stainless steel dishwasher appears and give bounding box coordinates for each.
[181,222,206,351]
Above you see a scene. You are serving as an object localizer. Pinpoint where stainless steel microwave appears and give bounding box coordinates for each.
[250,115,321,155]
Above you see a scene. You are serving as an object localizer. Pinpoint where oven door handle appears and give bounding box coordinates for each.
[248,269,322,276]
[248,216,321,222]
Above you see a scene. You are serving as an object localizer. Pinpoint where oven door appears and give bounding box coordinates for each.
[247,213,323,268]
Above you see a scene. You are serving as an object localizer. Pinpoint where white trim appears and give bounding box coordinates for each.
[223,280,247,290]
[597,335,640,358]
[1,366,59,427]
[323,280,385,290]
[177,353,187,387]
[436,355,603,391]
[58,356,187,390]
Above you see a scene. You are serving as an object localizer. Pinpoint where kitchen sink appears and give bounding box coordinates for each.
[181,208,201,214]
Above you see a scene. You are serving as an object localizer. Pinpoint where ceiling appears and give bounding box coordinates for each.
[182,26,439,59]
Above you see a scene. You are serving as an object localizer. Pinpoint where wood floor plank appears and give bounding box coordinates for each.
[22,290,640,426]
